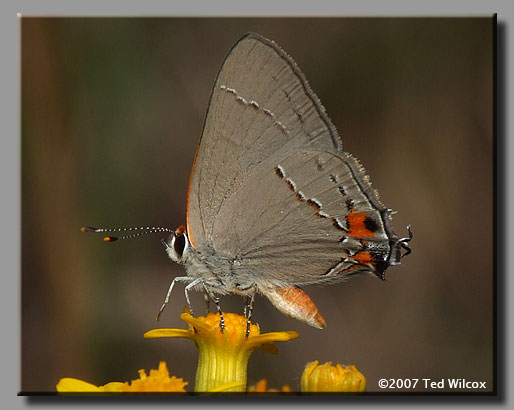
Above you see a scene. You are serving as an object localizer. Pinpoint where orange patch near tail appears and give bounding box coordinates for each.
[338,264,362,275]
[347,212,376,238]
[353,251,373,264]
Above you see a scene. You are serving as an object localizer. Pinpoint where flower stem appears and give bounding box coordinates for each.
[194,334,253,392]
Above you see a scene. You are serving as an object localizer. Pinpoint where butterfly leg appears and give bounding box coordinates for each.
[243,295,250,318]
[244,286,257,339]
[201,284,225,333]
[156,276,192,321]
[184,277,203,317]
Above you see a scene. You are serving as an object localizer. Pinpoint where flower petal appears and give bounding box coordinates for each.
[100,382,126,392]
[180,312,216,333]
[247,330,299,348]
[144,328,192,339]
[56,378,102,392]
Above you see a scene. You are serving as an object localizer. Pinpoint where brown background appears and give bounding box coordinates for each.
[21,17,493,393]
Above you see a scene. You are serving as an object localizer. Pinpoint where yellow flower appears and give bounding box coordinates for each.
[122,361,188,392]
[247,378,292,393]
[144,309,299,392]
[57,361,187,393]
[301,360,366,392]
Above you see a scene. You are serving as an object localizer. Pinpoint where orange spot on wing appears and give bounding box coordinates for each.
[338,257,376,275]
[346,212,376,238]
[338,264,361,275]
[353,251,373,264]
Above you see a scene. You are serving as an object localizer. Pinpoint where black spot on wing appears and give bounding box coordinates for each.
[364,216,379,233]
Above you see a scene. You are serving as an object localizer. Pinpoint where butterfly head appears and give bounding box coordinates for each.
[80,224,191,263]
[163,225,191,263]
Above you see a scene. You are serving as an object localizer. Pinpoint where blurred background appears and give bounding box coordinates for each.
[21,17,493,393]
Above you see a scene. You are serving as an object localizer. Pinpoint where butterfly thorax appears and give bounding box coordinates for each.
[167,230,261,296]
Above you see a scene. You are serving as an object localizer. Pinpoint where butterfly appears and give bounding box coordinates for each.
[83,33,411,333]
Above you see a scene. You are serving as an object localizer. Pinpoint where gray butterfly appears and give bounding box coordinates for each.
[84,33,411,332]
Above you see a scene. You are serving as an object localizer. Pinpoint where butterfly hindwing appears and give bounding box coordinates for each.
[211,149,394,286]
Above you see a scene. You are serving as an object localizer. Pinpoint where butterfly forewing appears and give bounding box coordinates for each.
[187,33,344,247]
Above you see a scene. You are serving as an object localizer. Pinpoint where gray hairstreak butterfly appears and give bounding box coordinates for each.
[83,33,412,333]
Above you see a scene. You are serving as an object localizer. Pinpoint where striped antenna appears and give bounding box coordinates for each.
[81,226,174,242]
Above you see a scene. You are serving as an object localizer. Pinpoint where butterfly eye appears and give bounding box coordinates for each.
[173,233,186,257]
[164,233,175,248]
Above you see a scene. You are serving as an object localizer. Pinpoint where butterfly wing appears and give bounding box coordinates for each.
[212,148,398,285]
[186,33,407,327]
[187,33,343,248]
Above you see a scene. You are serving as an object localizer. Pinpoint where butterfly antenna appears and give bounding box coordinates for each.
[81,226,174,242]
